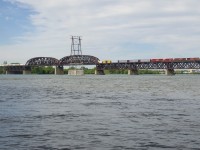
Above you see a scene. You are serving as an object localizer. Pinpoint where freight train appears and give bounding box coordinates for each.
[117,57,200,63]
[98,58,200,64]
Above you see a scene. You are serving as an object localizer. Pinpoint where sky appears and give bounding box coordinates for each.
[0,0,200,64]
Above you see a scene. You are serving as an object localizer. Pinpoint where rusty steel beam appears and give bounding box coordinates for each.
[96,62,200,70]
[25,57,60,66]
[60,55,99,65]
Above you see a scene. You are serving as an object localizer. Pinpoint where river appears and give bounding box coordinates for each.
[0,75,200,150]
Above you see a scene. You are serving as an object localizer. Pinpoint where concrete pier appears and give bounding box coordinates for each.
[165,69,175,75]
[95,70,105,75]
[23,70,31,75]
[68,69,84,75]
[55,66,64,75]
[128,69,139,75]
[6,71,11,74]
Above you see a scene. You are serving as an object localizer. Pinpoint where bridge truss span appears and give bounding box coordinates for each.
[25,57,60,66]
[172,62,200,69]
[96,61,200,70]
[60,55,99,65]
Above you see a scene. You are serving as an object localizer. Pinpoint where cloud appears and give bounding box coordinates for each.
[1,0,200,63]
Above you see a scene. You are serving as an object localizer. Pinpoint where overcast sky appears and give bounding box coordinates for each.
[1,0,200,64]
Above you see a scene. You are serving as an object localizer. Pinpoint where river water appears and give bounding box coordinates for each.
[0,75,200,150]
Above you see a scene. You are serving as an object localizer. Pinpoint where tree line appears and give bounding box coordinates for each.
[0,66,162,74]
[0,66,199,74]
[31,66,96,74]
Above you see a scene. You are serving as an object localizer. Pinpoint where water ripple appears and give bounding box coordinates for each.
[0,75,200,149]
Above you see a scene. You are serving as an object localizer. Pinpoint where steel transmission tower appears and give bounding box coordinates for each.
[70,36,82,55]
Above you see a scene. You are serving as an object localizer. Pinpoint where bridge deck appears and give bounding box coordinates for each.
[96,61,200,70]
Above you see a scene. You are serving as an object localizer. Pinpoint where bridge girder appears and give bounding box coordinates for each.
[96,62,200,70]
[4,66,25,71]
[60,55,99,65]
[25,57,60,66]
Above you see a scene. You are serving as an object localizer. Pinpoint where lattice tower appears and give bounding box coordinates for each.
[70,36,82,55]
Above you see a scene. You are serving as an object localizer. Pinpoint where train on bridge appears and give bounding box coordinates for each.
[2,57,200,75]
[100,57,200,64]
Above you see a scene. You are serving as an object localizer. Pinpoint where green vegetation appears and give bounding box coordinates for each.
[1,65,199,75]
[0,66,4,74]
[139,69,160,74]
[30,66,95,74]
[27,67,163,75]
[103,69,160,74]
[104,69,128,74]
[175,70,185,74]
[31,66,69,74]
[31,66,55,74]
[84,67,96,74]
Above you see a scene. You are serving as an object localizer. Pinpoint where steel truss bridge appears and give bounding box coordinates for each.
[21,56,200,70]
[3,57,200,75]
[96,61,200,70]
[2,35,200,75]
[3,35,200,75]
[3,55,100,74]
[25,55,99,66]
[3,65,31,74]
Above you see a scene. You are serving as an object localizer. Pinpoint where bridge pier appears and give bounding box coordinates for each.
[23,66,32,75]
[165,69,175,75]
[95,69,105,75]
[55,66,64,75]
[23,70,31,75]
[128,69,139,75]
[68,69,84,75]
[6,71,10,74]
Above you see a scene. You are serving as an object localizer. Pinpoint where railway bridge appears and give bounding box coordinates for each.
[3,57,200,75]
[3,55,99,75]
[96,58,200,75]
[2,36,200,75]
